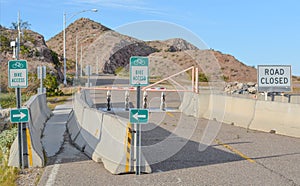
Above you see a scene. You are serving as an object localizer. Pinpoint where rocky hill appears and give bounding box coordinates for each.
[0,26,62,92]
[46,18,258,82]
[46,18,110,67]
[1,17,267,94]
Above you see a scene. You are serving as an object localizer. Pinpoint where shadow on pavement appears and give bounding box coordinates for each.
[141,122,245,172]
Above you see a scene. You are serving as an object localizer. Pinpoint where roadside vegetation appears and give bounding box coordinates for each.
[0,93,32,109]
[47,95,70,110]
[0,127,18,186]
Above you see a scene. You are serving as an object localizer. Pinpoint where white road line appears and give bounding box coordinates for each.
[45,159,61,186]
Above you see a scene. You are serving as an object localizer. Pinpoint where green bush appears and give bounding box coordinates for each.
[50,50,60,68]
[0,35,10,52]
[222,75,229,81]
[0,127,17,154]
[0,93,32,109]
[20,45,30,56]
[199,73,209,82]
[43,74,63,97]
[0,127,19,186]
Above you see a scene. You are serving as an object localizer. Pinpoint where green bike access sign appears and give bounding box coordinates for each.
[8,60,28,88]
[130,57,149,87]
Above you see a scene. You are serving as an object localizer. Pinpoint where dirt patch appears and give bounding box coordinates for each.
[16,168,44,186]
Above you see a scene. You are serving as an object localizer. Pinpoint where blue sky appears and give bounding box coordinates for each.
[1,0,299,75]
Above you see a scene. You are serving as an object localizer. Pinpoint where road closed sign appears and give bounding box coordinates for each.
[258,65,291,92]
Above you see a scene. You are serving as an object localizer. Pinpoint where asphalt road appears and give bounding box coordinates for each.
[38,111,300,186]
[38,75,300,185]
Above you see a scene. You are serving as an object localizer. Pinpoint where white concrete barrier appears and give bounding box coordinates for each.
[68,91,151,174]
[82,89,94,108]
[9,94,52,167]
[250,101,300,138]
[80,107,103,160]
[66,111,81,143]
[179,92,200,117]
[202,94,226,122]
[222,96,256,128]
[180,92,300,138]
[70,94,88,150]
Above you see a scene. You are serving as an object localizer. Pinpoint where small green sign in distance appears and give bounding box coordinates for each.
[10,108,29,123]
[130,109,149,124]
[8,60,28,88]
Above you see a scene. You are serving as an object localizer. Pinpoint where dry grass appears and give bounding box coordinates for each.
[46,96,70,110]
[0,151,19,186]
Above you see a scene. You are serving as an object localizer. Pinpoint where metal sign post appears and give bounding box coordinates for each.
[8,59,29,169]
[8,13,29,169]
[37,66,46,94]
[85,65,92,87]
[136,85,141,175]
[129,56,149,175]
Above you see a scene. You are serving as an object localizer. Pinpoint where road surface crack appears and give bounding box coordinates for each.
[256,161,298,186]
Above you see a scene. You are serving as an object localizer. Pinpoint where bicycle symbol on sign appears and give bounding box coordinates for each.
[12,61,24,69]
[133,58,146,65]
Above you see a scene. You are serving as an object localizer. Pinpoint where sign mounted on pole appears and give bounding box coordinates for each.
[10,108,29,123]
[130,57,149,86]
[257,65,292,92]
[130,109,149,124]
[8,60,28,88]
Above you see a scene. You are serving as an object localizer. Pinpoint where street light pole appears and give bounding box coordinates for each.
[77,34,98,78]
[63,12,67,85]
[62,9,98,85]
[75,35,78,79]
[80,44,83,77]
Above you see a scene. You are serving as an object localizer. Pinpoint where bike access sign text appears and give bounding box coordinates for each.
[130,57,149,86]
[8,60,28,88]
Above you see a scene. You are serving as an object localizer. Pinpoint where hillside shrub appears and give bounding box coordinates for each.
[43,74,63,97]
[199,73,209,82]
[0,127,19,186]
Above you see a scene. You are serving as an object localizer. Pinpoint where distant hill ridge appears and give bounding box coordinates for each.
[46,18,258,82]
[0,17,261,92]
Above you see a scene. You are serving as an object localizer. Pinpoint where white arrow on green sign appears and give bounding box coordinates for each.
[130,109,149,124]
[8,60,28,88]
[10,108,29,123]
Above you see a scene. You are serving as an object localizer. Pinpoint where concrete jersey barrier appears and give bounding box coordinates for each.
[180,92,300,138]
[9,94,52,167]
[67,91,151,174]
[250,100,300,138]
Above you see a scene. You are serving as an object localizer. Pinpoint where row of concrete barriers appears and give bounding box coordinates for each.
[67,89,151,174]
[180,92,300,138]
[9,94,52,167]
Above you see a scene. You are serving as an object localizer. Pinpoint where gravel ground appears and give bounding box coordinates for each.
[16,168,44,186]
